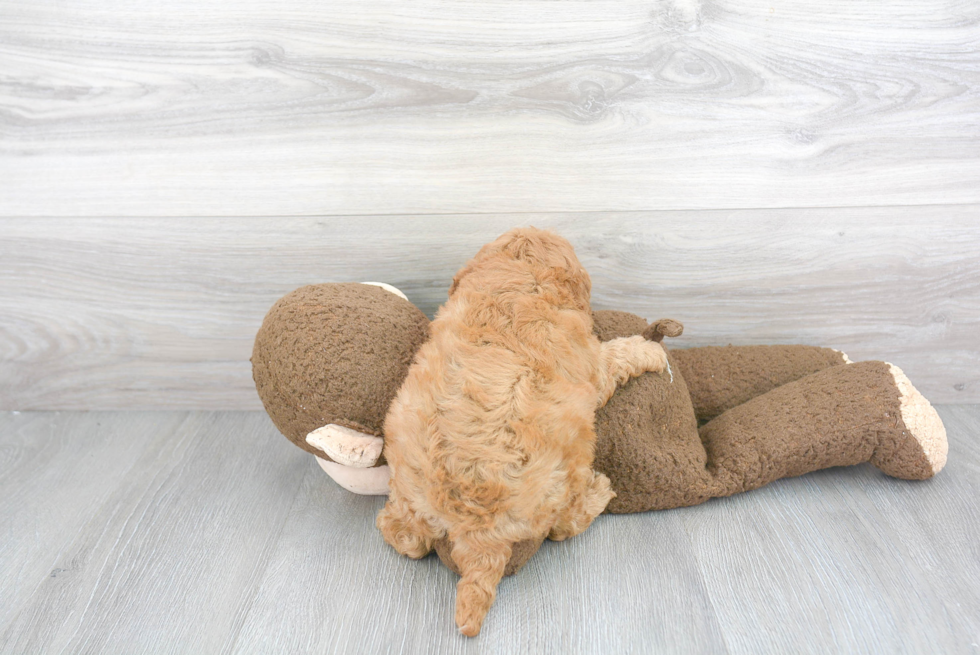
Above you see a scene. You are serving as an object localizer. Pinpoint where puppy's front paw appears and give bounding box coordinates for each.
[638,339,669,374]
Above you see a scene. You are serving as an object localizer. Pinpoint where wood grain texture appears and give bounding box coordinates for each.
[2,210,978,410]
[1,0,978,216]
[682,406,980,654]
[0,411,187,630]
[0,411,308,654]
[232,470,728,655]
[1,408,978,653]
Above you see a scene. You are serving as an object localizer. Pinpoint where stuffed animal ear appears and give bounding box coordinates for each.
[643,318,684,342]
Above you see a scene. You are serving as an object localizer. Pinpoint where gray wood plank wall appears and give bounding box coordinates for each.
[1,0,979,409]
[1,0,979,215]
[2,212,978,409]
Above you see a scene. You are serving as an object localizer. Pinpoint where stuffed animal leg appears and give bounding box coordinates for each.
[596,348,948,514]
[698,360,947,491]
[670,345,851,423]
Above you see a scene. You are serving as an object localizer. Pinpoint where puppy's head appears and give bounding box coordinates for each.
[449,227,592,310]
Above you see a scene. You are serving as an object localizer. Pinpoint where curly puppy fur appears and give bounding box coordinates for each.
[377,228,668,636]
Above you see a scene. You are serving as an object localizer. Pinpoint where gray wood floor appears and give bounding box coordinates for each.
[2,407,978,654]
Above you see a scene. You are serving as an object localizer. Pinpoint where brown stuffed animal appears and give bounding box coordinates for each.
[252,282,947,576]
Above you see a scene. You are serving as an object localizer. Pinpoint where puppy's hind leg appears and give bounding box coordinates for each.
[549,468,615,541]
[376,492,439,559]
[596,335,669,404]
[451,532,512,637]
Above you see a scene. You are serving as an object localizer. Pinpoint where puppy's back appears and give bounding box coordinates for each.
[382,228,601,636]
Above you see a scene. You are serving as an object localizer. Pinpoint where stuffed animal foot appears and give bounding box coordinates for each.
[869,364,948,479]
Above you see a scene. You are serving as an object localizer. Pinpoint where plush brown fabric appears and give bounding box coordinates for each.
[589,313,932,512]
[252,283,429,461]
[671,345,848,423]
[594,350,706,512]
[591,310,650,342]
[699,360,934,490]
[254,288,945,577]
[596,358,935,514]
[591,311,683,344]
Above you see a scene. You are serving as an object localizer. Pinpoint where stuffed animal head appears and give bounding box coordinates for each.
[251,282,430,493]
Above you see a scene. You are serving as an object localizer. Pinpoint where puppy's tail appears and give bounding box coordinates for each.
[452,532,512,637]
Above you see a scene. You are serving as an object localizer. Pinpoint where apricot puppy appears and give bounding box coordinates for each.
[377,228,668,636]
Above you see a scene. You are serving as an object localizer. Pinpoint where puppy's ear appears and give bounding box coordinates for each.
[643,318,684,342]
